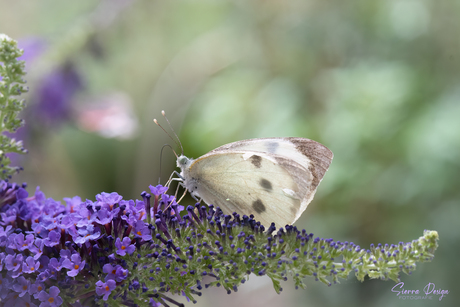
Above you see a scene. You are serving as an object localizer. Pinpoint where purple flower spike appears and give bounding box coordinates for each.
[115,237,135,256]
[37,286,63,307]
[95,279,116,301]
[149,184,168,196]
[22,256,40,274]
[62,253,85,277]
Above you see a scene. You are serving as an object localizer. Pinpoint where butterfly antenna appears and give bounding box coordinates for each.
[161,110,184,156]
[164,186,187,212]
[153,118,180,152]
[158,144,177,184]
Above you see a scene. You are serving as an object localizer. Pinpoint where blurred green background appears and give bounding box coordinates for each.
[0,0,458,306]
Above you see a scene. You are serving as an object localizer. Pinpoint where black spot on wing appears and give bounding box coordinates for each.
[252,199,266,214]
[250,155,262,168]
[260,179,273,192]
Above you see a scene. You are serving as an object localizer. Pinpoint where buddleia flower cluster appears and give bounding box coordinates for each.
[0,180,439,307]
[0,34,28,180]
[0,34,440,307]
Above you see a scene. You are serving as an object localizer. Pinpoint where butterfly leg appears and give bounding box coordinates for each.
[176,181,202,203]
[189,190,202,203]
[176,186,188,204]
[165,171,184,188]
[173,181,183,201]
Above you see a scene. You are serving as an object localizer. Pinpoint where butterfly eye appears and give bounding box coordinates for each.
[177,156,188,165]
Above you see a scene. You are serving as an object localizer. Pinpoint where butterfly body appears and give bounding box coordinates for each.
[176,137,333,228]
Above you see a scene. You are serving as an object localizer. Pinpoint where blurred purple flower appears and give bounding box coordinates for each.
[59,249,72,260]
[48,257,62,274]
[15,233,35,251]
[11,276,31,297]
[4,292,37,307]
[115,237,135,256]
[29,238,45,260]
[37,270,51,283]
[22,256,40,274]
[0,208,19,225]
[120,199,147,225]
[95,207,120,225]
[0,252,5,271]
[73,224,101,245]
[95,279,116,301]
[37,286,63,307]
[30,282,45,299]
[96,192,123,210]
[63,196,82,213]
[33,61,84,127]
[43,229,60,247]
[62,253,85,277]
[17,37,47,64]
[5,253,23,272]
[150,298,162,307]
[75,202,98,227]
[149,184,168,196]
[133,220,152,241]
[0,275,12,299]
[102,263,128,282]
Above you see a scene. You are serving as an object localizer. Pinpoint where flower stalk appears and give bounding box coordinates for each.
[0,181,439,306]
[0,34,28,180]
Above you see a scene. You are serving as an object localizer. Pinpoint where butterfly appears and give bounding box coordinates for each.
[175,137,333,228]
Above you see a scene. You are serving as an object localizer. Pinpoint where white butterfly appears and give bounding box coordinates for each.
[175,137,333,228]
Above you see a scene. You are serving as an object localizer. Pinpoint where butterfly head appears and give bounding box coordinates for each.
[176,155,193,171]
[176,155,199,194]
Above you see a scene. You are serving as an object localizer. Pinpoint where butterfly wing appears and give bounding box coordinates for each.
[187,138,333,227]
